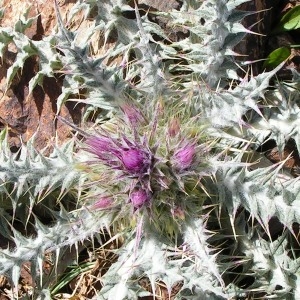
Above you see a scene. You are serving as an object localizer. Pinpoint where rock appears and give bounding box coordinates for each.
[234,0,279,75]
[137,0,182,11]
[0,0,84,152]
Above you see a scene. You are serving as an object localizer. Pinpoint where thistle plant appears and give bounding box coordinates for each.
[75,100,225,298]
[1,0,300,299]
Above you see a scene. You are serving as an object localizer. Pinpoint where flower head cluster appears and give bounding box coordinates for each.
[84,104,208,213]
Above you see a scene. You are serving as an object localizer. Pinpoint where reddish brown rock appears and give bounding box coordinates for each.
[0,0,84,152]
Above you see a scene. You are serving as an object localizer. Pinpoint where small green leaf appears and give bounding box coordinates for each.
[263,47,290,68]
[273,5,300,33]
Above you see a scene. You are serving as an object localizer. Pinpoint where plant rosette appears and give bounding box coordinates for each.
[80,101,214,239]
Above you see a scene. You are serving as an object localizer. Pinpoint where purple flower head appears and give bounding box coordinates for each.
[86,134,152,176]
[173,142,196,171]
[121,148,147,173]
[130,188,150,208]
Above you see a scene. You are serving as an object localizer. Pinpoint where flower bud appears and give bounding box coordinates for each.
[92,197,113,210]
[121,104,145,127]
[173,142,196,171]
[168,118,180,137]
[130,188,150,208]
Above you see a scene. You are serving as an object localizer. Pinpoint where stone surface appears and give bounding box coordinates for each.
[0,0,83,152]
[137,0,182,11]
[234,0,280,75]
